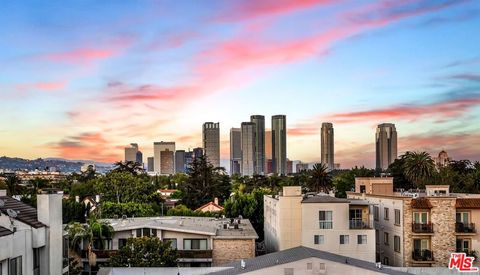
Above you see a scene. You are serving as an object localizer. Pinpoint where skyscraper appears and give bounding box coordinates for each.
[147,157,154,172]
[175,150,186,173]
[202,122,220,167]
[272,115,287,175]
[241,122,255,176]
[375,123,397,171]
[124,143,138,162]
[265,130,272,174]
[250,115,265,175]
[321,122,334,170]
[230,128,242,175]
[136,150,143,166]
[153,141,175,175]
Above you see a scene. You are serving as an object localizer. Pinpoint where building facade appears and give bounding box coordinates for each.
[175,150,186,173]
[153,142,175,175]
[251,115,265,175]
[271,115,287,175]
[375,123,397,171]
[203,122,220,168]
[229,128,241,175]
[147,157,154,172]
[0,190,67,275]
[124,143,138,162]
[241,122,255,176]
[264,186,376,262]
[321,122,334,171]
[348,177,480,267]
[265,130,272,174]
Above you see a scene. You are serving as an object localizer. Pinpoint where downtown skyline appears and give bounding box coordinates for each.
[1,1,480,168]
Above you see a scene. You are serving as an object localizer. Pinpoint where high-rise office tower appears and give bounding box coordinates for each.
[230,128,242,175]
[147,157,154,172]
[272,115,287,175]
[202,122,220,167]
[241,122,255,176]
[265,130,272,174]
[375,123,397,171]
[321,122,334,170]
[250,115,265,175]
[153,141,175,175]
[175,150,186,173]
[136,150,143,166]
[124,143,138,162]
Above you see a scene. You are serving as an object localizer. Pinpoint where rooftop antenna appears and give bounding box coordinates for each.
[7,209,18,218]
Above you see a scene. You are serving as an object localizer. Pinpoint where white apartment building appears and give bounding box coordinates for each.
[264,186,376,262]
[0,189,66,275]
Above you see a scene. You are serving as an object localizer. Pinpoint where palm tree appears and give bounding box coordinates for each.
[307,163,332,193]
[5,174,21,196]
[401,151,436,188]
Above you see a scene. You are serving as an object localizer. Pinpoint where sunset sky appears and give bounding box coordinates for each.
[1,0,479,169]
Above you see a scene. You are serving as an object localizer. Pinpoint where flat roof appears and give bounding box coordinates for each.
[102,216,258,239]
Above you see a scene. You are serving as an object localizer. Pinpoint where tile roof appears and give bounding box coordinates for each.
[196,202,224,211]
[456,198,480,209]
[208,246,411,275]
[0,196,45,228]
[411,198,432,209]
[0,225,13,237]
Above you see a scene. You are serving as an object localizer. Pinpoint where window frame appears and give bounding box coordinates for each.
[384,232,389,246]
[394,209,401,226]
[319,211,333,229]
[394,235,401,253]
[384,207,389,220]
[374,206,379,221]
[340,235,349,245]
[357,235,367,245]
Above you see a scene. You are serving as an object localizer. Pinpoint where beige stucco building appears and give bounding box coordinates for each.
[348,177,480,267]
[264,186,376,262]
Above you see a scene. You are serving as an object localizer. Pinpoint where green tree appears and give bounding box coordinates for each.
[4,174,21,196]
[388,158,414,190]
[333,166,374,198]
[94,172,156,204]
[112,161,145,175]
[306,163,332,193]
[179,156,231,209]
[108,237,178,267]
[101,202,156,218]
[166,204,219,217]
[63,198,88,224]
[401,151,436,188]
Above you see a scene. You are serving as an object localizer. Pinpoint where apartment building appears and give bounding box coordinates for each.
[76,216,257,272]
[0,189,67,275]
[347,177,480,267]
[264,186,376,262]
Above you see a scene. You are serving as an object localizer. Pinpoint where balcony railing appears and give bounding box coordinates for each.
[178,250,213,259]
[349,220,370,229]
[412,249,434,261]
[455,222,476,233]
[412,223,434,233]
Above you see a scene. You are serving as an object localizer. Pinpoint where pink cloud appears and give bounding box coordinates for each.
[15,81,67,92]
[37,48,115,63]
[328,98,480,123]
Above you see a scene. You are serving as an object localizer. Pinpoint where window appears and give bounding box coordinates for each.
[384,207,389,220]
[360,185,366,193]
[284,268,294,275]
[33,248,40,274]
[118,239,127,249]
[143,228,151,237]
[394,236,401,252]
[136,228,141,237]
[164,238,177,249]
[384,232,389,246]
[457,239,471,252]
[319,263,326,271]
[374,206,379,221]
[357,235,367,244]
[456,212,470,223]
[9,256,22,275]
[375,230,379,244]
[413,212,428,224]
[306,263,312,271]
[314,235,324,245]
[413,239,430,251]
[136,228,157,237]
[340,235,349,245]
[152,229,157,237]
[319,211,333,229]
[394,209,401,225]
[383,257,389,265]
[184,239,208,250]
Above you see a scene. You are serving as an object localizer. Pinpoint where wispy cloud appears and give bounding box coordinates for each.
[15,81,67,92]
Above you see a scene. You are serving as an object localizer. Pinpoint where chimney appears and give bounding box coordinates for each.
[214,197,219,205]
[37,191,63,275]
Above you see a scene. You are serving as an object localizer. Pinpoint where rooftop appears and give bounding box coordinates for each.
[0,196,45,228]
[209,246,410,275]
[101,216,258,239]
[0,225,13,237]
[302,195,350,204]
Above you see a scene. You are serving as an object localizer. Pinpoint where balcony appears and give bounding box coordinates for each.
[412,223,434,233]
[81,249,118,259]
[178,250,212,259]
[412,249,434,261]
[455,222,476,233]
[349,220,371,229]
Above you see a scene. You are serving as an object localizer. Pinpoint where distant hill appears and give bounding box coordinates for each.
[0,156,113,173]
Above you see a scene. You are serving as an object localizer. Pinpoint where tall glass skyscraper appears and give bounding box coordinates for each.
[202,122,220,168]
[250,115,265,175]
[321,122,334,170]
[230,128,242,175]
[376,123,397,171]
[241,122,255,176]
[272,115,287,175]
